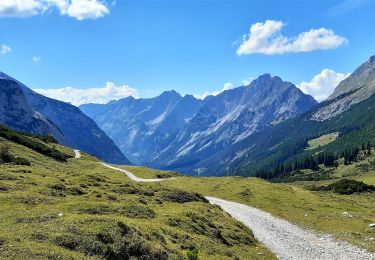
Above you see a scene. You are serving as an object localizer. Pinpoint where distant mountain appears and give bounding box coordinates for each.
[80,90,206,164]
[0,71,129,165]
[152,74,317,174]
[312,55,375,121]
[81,74,317,175]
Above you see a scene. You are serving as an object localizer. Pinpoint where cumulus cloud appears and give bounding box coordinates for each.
[34,82,139,106]
[0,44,11,55]
[65,0,109,20]
[297,69,350,102]
[0,0,109,20]
[241,77,253,86]
[236,20,347,55]
[194,82,234,100]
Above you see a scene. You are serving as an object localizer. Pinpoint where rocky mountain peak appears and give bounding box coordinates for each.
[159,90,182,99]
[312,54,375,121]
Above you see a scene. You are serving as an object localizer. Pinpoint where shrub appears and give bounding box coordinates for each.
[187,248,199,260]
[311,179,375,194]
[156,171,180,179]
[12,157,31,165]
[0,144,30,165]
[0,237,6,247]
[78,204,117,215]
[122,204,156,219]
[0,144,13,163]
[160,189,207,203]
[54,235,79,250]
[53,221,168,259]
[114,184,155,196]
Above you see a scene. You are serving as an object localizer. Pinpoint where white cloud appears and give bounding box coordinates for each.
[194,82,234,99]
[0,0,109,20]
[66,0,109,20]
[0,0,42,17]
[236,20,347,55]
[34,82,139,106]
[297,69,350,102]
[32,56,41,62]
[0,44,11,55]
[241,77,253,86]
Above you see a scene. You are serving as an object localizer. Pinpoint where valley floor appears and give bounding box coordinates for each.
[1,135,374,259]
[109,164,375,259]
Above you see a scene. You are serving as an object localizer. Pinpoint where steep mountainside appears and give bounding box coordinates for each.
[0,71,129,164]
[0,78,66,143]
[153,74,317,174]
[312,55,375,121]
[80,91,206,164]
[223,54,375,178]
[81,74,317,175]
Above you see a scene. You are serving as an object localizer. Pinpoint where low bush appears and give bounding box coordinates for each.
[113,184,155,196]
[122,204,155,219]
[78,204,117,215]
[53,221,168,259]
[156,171,179,179]
[187,248,199,260]
[310,179,375,194]
[160,189,207,203]
[0,144,30,165]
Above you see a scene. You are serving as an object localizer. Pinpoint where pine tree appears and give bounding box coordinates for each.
[367,141,372,156]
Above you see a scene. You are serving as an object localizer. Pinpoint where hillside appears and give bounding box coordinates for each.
[0,125,273,259]
[0,72,129,165]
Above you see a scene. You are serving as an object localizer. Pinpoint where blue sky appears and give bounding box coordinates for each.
[1,0,375,105]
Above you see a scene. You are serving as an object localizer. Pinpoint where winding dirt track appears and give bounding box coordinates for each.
[73,149,81,158]
[207,196,375,260]
[100,162,176,182]
[99,161,375,260]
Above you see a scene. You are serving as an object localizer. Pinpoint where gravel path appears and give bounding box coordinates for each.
[206,196,375,260]
[99,162,176,182]
[73,149,81,159]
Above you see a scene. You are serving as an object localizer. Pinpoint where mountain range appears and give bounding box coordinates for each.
[80,74,317,175]
[80,55,375,176]
[224,55,375,177]
[0,72,129,164]
[2,54,375,178]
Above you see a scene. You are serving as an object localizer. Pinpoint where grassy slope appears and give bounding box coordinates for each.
[161,174,375,252]
[110,160,375,252]
[120,165,180,179]
[306,132,338,150]
[0,137,274,260]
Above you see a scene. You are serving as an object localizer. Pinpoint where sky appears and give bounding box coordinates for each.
[0,0,375,105]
